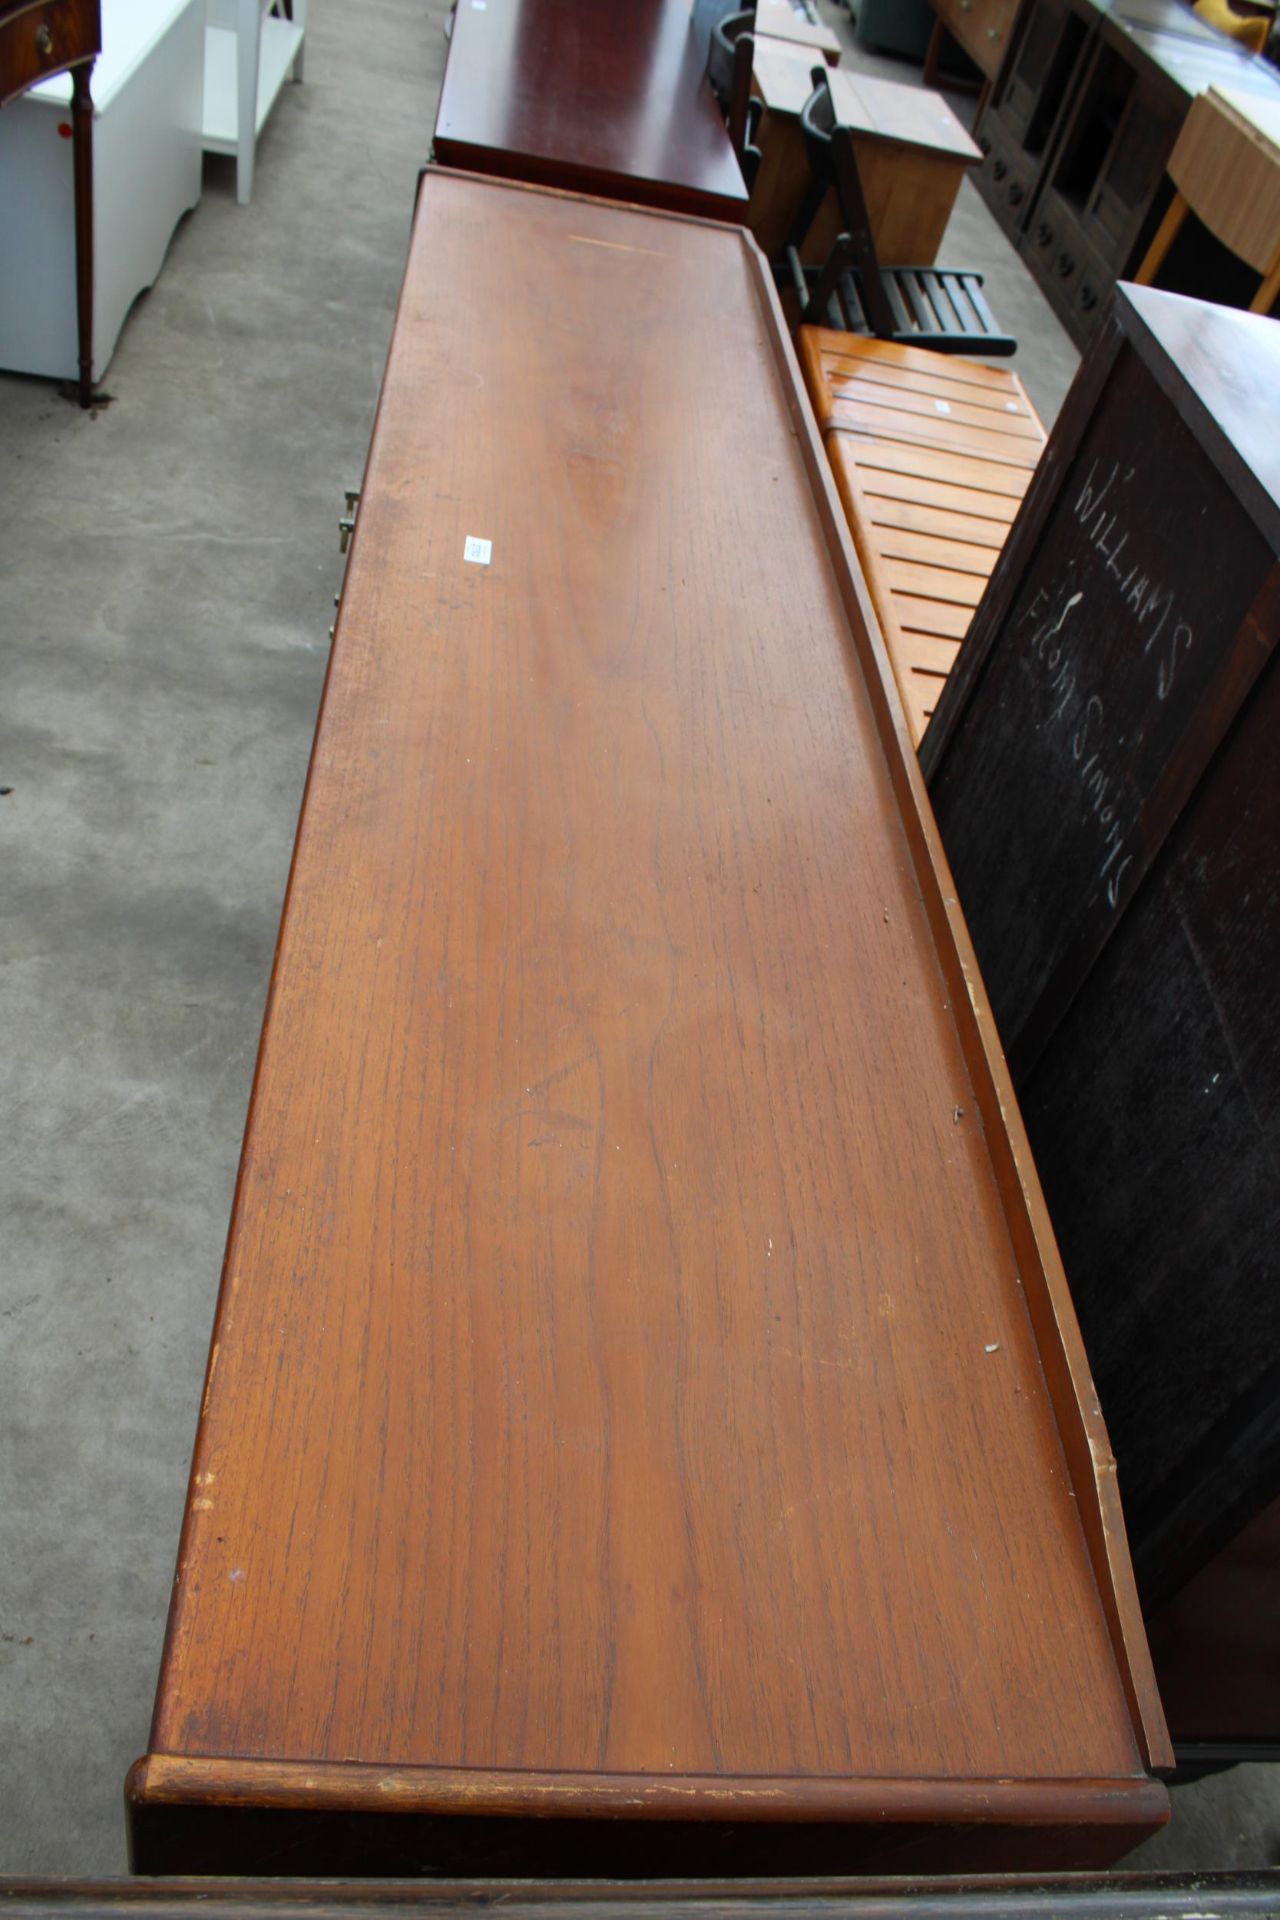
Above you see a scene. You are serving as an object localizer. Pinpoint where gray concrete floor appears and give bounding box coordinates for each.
[0,0,1275,1881]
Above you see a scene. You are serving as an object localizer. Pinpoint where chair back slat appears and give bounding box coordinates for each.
[707,9,762,190]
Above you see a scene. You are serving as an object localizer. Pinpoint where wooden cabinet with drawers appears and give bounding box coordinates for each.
[974,0,1280,347]
[1030,13,1277,343]
[973,0,1096,244]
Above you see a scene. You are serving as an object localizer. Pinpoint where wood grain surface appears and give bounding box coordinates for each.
[799,330,1045,743]
[754,0,842,65]
[749,42,979,264]
[431,0,748,223]
[131,170,1168,1873]
[0,0,99,106]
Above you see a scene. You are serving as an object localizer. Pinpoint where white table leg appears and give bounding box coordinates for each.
[236,0,260,203]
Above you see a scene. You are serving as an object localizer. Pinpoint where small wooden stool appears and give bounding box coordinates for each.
[799,326,1046,744]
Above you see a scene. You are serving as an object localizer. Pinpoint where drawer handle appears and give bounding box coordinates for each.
[1036,220,1053,246]
[992,157,1007,180]
[35,23,54,55]
[1056,250,1075,277]
[1008,182,1024,206]
[1080,283,1098,310]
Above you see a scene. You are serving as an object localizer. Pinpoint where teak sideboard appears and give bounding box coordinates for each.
[127,168,1170,1877]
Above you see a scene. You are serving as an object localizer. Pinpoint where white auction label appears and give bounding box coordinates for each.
[463,535,493,565]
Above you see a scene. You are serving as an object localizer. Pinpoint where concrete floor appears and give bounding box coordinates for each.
[0,0,1275,1881]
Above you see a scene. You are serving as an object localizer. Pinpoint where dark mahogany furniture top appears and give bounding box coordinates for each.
[924,285,1280,1745]
[127,167,1170,1878]
[0,0,100,405]
[431,0,749,222]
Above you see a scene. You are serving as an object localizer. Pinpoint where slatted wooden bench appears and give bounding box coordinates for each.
[798,327,1047,744]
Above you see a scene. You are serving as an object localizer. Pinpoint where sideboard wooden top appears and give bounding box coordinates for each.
[131,170,1168,1870]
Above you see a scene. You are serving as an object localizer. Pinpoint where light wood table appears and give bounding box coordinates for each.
[754,0,842,65]
[127,165,1169,1877]
[1137,83,1280,314]
[799,327,1047,745]
[749,34,982,262]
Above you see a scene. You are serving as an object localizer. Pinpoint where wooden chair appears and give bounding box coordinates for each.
[706,9,763,191]
[0,0,101,406]
[1135,86,1280,319]
[783,68,1015,356]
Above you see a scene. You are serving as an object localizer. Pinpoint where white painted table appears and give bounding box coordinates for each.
[0,0,204,387]
[204,0,306,205]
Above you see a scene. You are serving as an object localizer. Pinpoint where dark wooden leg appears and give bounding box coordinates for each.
[71,62,95,408]
[923,16,946,86]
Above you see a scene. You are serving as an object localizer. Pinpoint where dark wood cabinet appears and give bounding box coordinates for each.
[1032,13,1277,342]
[974,0,1096,246]
[974,0,1280,346]
[922,285,1280,1741]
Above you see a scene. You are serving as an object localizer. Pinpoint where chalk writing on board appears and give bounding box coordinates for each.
[1074,459,1195,703]
[1017,584,1134,911]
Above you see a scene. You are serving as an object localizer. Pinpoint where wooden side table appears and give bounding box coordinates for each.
[0,0,101,405]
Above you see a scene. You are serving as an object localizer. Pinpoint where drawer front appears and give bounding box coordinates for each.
[974,119,1043,241]
[0,0,100,106]
[935,0,1019,77]
[1031,192,1112,345]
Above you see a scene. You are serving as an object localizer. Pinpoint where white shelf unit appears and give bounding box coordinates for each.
[203,0,306,204]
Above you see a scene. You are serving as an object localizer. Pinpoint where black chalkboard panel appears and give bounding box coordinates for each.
[923,286,1280,1725]
[1020,639,1280,1607]
[927,342,1271,1076]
